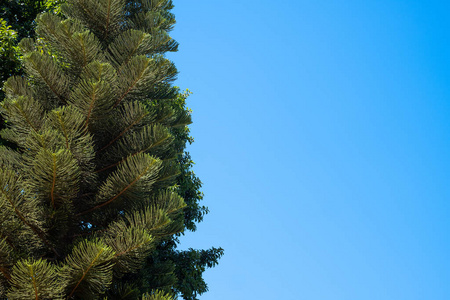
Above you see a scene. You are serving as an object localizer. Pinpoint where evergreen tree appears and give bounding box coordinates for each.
[0,0,222,299]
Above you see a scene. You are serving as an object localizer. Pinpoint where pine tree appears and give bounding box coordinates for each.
[0,0,221,298]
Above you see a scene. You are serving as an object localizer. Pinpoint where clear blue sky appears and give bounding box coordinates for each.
[169,1,450,299]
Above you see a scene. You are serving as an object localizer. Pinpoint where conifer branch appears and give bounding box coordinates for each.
[104,0,112,41]
[56,112,70,149]
[8,259,64,299]
[98,111,149,153]
[28,264,39,300]
[114,62,148,107]
[113,241,147,259]
[114,31,147,73]
[28,57,67,104]
[15,101,39,133]
[95,134,171,173]
[28,149,80,211]
[145,219,170,236]
[74,1,98,31]
[78,159,159,215]
[67,248,104,299]
[84,84,99,129]
[0,187,59,257]
[0,233,15,249]
[80,35,88,68]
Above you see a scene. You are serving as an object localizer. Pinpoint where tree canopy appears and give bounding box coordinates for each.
[0,1,222,299]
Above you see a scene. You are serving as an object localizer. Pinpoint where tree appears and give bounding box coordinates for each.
[1,1,223,297]
[0,0,222,298]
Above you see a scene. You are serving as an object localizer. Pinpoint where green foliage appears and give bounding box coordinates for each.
[8,258,65,300]
[62,239,115,299]
[0,0,222,298]
[0,19,19,95]
[0,18,18,74]
[28,148,80,208]
[0,168,46,256]
[172,248,224,300]
[0,0,62,91]
[142,290,176,300]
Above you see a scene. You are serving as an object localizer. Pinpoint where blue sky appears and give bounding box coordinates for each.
[169,1,450,299]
